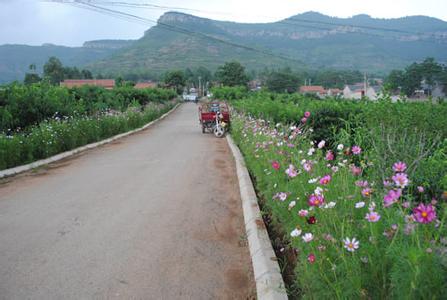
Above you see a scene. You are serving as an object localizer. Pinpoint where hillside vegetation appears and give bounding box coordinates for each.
[89,11,447,76]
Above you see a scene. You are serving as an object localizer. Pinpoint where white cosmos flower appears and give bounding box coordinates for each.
[355,202,365,208]
[337,144,344,151]
[288,201,296,210]
[343,237,360,252]
[324,201,336,209]
[314,186,324,195]
[308,178,318,184]
[302,233,314,243]
[318,140,326,149]
[308,148,316,156]
[290,228,302,237]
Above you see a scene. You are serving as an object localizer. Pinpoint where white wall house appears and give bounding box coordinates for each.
[343,85,379,100]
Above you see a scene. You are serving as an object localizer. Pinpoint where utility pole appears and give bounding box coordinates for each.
[364,72,367,97]
[198,76,202,97]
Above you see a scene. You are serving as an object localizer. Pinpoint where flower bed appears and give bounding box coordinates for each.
[231,112,447,298]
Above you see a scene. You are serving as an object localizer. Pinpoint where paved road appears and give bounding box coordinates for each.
[0,103,254,299]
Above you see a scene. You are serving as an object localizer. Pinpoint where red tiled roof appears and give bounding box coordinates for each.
[134,82,157,89]
[60,79,115,89]
[329,88,342,93]
[299,85,326,93]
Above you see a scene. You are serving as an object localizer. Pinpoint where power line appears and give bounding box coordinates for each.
[69,0,446,41]
[46,0,305,64]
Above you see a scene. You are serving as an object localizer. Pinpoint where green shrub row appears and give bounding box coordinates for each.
[0,83,177,132]
[220,90,447,197]
[0,102,176,170]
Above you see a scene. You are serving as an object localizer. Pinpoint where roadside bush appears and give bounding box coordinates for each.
[0,82,177,132]
[0,101,176,170]
[231,93,447,199]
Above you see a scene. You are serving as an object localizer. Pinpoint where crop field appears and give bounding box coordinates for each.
[220,88,447,298]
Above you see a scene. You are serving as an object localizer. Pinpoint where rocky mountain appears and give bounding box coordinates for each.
[1,11,447,83]
[89,11,447,76]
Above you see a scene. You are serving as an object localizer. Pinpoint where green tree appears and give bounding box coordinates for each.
[265,70,301,93]
[43,57,65,85]
[419,58,443,95]
[81,69,93,79]
[24,64,41,85]
[164,70,186,94]
[215,61,249,87]
[384,70,405,92]
[401,63,423,97]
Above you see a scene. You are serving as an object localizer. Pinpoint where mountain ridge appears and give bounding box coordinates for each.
[1,11,447,83]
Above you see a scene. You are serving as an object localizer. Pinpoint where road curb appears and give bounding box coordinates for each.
[0,103,181,179]
[226,135,288,300]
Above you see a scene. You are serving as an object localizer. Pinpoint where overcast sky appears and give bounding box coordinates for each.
[1,0,446,47]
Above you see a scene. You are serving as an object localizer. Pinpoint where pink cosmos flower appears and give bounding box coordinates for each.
[392,173,409,188]
[361,188,372,198]
[325,151,334,161]
[319,174,332,185]
[352,146,362,155]
[304,111,311,118]
[273,192,289,202]
[308,194,325,207]
[393,161,407,173]
[298,209,309,217]
[383,189,402,207]
[301,117,308,123]
[303,161,312,172]
[318,140,325,149]
[271,161,280,170]
[413,203,437,224]
[307,253,316,264]
[355,180,369,187]
[365,212,381,222]
[383,180,392,187]
[285,164,298,178]
[351,165,362,176]
[302,233,314,242]
[417,186,424,193]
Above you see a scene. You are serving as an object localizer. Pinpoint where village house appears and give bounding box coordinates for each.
[248,79,262,91]
[420,81,446,98]
[299,86,343,98]
[134,82,157,89]
[327,88,343,97]
[343,83,380,100]
[60,79,115,89]
[299,85,326,97]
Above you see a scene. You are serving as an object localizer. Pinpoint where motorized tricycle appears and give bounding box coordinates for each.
[198,102,230,138]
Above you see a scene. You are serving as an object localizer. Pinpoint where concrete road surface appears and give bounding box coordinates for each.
[0,103,254,299]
